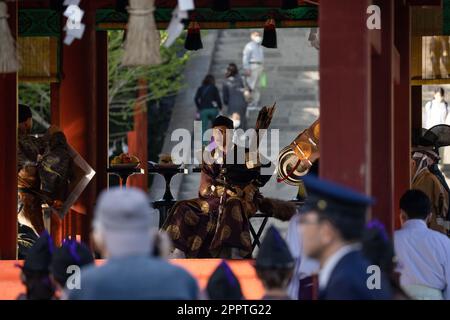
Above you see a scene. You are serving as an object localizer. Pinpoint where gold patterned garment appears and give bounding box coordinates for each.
[18,134,42,171]
[17,130,72,235]
[39,132,72,200]
[18,133,45,234]
[18,165,45,234]
[163,148,271,258]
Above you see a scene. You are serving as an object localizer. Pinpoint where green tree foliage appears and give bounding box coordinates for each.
[19,83,51,134]
[19,30,190,141]
[108,30,190,137]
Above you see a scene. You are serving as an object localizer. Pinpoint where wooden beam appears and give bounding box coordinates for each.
[411,78,450,85]
[319,0,371,193]
[408,0,441,6]
[97,19,318,31]
[94,0,318,9]
[95,7,318,29]
[394,47,401,84]
[371,28,382,55]
[370,0,395,233]
[58,2,99,243]
[393,1,412,230]
[96,31,109,198]
[18,5,318,36]
[128,78,148,191]
[21,0,319,9]
[0,0,18,259]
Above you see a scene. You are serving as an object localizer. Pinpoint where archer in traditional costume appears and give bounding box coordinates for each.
[163,107,296,259]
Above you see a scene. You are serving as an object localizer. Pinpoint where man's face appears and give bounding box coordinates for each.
[19,118,33,134]
[434,92,443,101]
[212,125,230,151]
[230,113,241,128]
[299,210,329,260]
[251,32,262,43]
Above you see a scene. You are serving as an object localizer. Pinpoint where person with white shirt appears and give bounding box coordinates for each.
[243,31,264,109]
[394,189,450,300]
[286,212,320,300]
[423,87,448,129]
[298,174,392,300]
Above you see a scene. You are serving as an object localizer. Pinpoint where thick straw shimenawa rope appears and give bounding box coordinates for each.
[122,0,161,67]
[0,1,19,73]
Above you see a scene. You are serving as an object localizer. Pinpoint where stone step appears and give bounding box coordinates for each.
[219,31,308,40]
[213,50,284,60]
[220,30,257,36]
[178,28,319,213]
[259,96,317,104]
[209,63,319,75]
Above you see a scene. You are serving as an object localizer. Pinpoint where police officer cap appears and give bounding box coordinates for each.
[301,174,374,219]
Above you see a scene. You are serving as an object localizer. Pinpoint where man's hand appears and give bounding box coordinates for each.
[244,69,251,77]
[243,183,258,202]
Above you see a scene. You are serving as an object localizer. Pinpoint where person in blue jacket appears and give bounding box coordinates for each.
[298,174,392,300]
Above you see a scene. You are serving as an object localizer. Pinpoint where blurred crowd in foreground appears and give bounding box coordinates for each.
[16,172,450,300]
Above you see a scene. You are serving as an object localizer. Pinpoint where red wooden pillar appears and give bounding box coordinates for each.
[393,2,411,230]
[128,78,148,190]
[58,3,108,243]
[0,1,18,259]
[370,0,394,233]
[319,0,371,193]
[96,31,109,197]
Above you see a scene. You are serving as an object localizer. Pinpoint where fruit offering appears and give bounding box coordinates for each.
[158,153,173,165]
[111,153,140,166]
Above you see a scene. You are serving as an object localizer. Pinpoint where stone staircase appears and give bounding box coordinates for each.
[177,28,320,239]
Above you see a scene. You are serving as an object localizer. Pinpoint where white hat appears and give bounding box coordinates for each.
[94,187,158,257]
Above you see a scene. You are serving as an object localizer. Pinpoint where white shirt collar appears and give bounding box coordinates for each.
[402,219,427,229]
[319,243,362,290]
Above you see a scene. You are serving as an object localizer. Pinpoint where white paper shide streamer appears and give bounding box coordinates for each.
[163,6,187,48]
[122,0,161,66]
[163,0,194,48]
[63,0,86,46]
[0,1,19,73]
